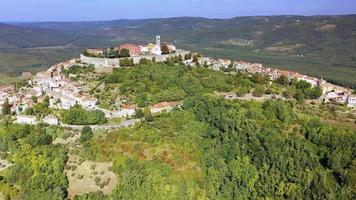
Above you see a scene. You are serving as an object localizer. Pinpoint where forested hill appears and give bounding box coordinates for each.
[0,23,76,48]
[1,15,356,87]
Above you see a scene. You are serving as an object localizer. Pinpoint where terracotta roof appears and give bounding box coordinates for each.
[121,104,136,109]
[152,102,179,109]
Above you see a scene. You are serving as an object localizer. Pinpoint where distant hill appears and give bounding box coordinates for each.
[0,23,76,48]
[1,15,356,88]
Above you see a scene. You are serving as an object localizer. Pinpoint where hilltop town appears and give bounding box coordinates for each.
[0,36,355,126]
[0,35,355,200]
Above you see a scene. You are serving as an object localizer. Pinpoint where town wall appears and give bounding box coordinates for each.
[80,50,190,68]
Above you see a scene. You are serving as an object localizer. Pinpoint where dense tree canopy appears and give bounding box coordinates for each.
[0,63,354,199]
[61,105,107,125]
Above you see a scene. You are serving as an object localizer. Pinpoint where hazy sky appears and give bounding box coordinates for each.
[0,0,356,22]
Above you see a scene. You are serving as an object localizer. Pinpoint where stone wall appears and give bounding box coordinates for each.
[80,50,190,68]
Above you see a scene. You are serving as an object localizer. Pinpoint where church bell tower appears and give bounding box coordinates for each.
[156,35,161,47]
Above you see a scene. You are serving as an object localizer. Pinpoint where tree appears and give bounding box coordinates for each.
[276,75,289,86]
[296,80,311,90]
[251,74,269,84]
[135,93,148,107]
[184,53,192,60]
[294,90,305,102]
[139,58,149,65]
[193,54,199,65]
[61,106,107,125]
[203,61,209,68]
[120,58,132,67]
[2,98,11,115]
[252,85,265,97]
[134,109,144,118]
[161,45,170,54]
[120,48,130,58]
[235,87,250,97]
[308,86,323,99]
[143,108,154,122]
[80,126,93,144]
[178,54,183,62]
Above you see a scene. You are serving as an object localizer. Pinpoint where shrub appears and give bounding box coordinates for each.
[252,86,265,97]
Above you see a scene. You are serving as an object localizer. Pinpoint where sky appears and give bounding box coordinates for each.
[0,0,356,22]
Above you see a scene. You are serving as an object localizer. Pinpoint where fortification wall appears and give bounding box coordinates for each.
[80,50,190,68]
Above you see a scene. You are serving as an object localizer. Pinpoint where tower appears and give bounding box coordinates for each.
[156,35,161,47]
[152,35,162,55]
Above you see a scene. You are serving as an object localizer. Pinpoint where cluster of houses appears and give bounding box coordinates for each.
[1,56,183,125]
[1,40,356,126]
[31,59,98,111]
[110,101,181,118]
[185,55,356,107]
[0,58,100,125]
[86,36,177,57]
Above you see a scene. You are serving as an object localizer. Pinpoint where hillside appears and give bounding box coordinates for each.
[0,23,76,48]
[1,15,356,88]
[0,63,355,199]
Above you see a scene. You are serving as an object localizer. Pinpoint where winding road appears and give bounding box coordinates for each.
[60,119,141,130]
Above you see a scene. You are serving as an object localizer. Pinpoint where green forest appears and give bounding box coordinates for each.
[0,63,355,199]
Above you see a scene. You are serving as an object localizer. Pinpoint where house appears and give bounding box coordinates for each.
[139,45,149,53]
[43,114,59,125]
[298,76,320,87]
[16,115,37,125]
[78,95,97,109]
[119,43,141,56]
[325,90,349,104]
[113,104,136,118]
[60,95,76,109]
[21,72,33,79]
[347,96,356,107]
[49,78,60,90]
[0,85,15,93]
[167,44,177,53]
[150,102,180,114]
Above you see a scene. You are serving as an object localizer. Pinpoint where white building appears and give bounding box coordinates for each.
[151,36,162,55]
[113,104,136,118]
[78,96,98,110]
[16,115,37,125]
[298,76,319,87]
[43,114,59,125]
[60,96,76,110]
[347,96,356,107]
[49,78,60,90]
[140,45,149,53]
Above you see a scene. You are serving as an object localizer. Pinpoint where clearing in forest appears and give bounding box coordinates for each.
[65,155,118,199]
